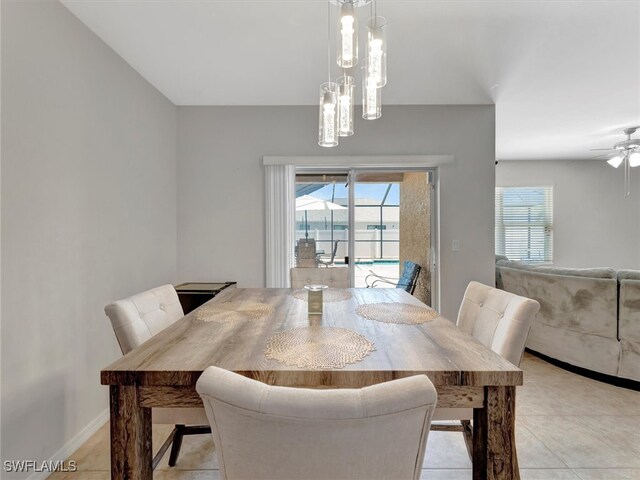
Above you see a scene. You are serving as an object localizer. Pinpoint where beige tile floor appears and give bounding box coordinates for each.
[51,353,639,479]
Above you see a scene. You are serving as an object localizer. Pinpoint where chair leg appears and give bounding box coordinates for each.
[168,424,186,467]
[461,420,473,460]
[182,425,212,436]
[152,426,177,470]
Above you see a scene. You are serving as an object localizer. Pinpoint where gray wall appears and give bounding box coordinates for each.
[1,3,497,467]
[1,1,177,475]
[177,105,496,320]
[496,160,640,269]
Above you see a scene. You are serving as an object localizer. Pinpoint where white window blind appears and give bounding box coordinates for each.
[495,186,553,263]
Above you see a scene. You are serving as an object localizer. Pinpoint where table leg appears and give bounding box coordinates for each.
[472,386,519,480]
[110,385,152,480]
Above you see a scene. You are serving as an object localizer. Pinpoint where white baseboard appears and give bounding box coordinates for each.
[27,409,109,480]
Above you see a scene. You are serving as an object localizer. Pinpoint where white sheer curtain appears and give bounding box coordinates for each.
[265,164,296,287]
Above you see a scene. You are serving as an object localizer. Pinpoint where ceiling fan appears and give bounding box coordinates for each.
[591,127,640,196]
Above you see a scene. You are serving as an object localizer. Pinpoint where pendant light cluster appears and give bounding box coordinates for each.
[318,0,387,147]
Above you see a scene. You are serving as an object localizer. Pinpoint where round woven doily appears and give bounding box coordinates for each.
[195,302,274,323]
[356,302,438,325]
[292,288,352,303]
[265,326,375,369]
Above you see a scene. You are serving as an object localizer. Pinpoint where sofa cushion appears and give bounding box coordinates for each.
[618,270,640,281]
[619,276,640,343]
[499,266,617,338]
[526,322,620,376]
[497,260,616,279]
[619,339,640,381]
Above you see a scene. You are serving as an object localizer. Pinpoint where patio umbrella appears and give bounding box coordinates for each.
[295,195,346,238]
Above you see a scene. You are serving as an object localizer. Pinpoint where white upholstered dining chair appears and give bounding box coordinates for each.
[104,284,210,469]
[290,267,350,289]
[431,281,540,456]
[196,367,438,480]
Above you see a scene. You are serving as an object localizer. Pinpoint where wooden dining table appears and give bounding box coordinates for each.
[101,287,523,480]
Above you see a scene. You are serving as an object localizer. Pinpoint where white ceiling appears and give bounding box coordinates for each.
[61,0,640,161]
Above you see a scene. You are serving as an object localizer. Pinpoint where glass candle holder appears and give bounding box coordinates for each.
[305,285,328,314]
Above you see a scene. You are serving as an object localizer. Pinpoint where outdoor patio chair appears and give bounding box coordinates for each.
[318,240,340,267]
[290,267,350,289]
[295,238,317,267]
[365,260,421,295]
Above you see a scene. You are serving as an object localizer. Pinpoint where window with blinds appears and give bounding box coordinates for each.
[495,187,553,263]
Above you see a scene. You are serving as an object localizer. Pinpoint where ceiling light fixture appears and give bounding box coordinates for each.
[591,127,640,196]
[607,156,623,168]
[337,75,355,136]
[365,14,387,88]
[337,3,357,68]
[318,0,387,147]
[318,2,340,147]
[319,82,339,147]
[362,76,381,120]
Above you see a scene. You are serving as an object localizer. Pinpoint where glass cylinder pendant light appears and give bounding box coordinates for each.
[337,2,358,68]
[366,15,387,87]
[362,76,381,120]
[318,82,340,147]
[337,75,355,136]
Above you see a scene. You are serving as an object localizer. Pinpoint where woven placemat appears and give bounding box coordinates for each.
[195,302,274,323]
[265,326,375,369]
[292,288,352,303]
[356,302,438,325]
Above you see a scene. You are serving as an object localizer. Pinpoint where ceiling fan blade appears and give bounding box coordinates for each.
[590,125,640,137]
[589,148,615,151]
[589,152,616,159]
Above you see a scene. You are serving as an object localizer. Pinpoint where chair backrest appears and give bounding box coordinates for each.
[196,367,437,480]
[104,284,184,354]
[397,260,421,294]
[296,238,317,267]
[328,239,340,262]
[318,240,341,267]
[290,267,350,289]
[457,281,540,366]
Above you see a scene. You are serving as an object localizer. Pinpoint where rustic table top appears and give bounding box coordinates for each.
[101,288,522,388]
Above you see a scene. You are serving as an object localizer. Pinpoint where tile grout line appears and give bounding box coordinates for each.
[516,421,573,470]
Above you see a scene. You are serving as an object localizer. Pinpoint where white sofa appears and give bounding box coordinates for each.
[496,260,639,382]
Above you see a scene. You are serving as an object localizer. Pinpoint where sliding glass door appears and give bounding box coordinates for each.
[294,168,436,307]
[351,170,434,305]
[295,172,350,270]
[351,172,401,288]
